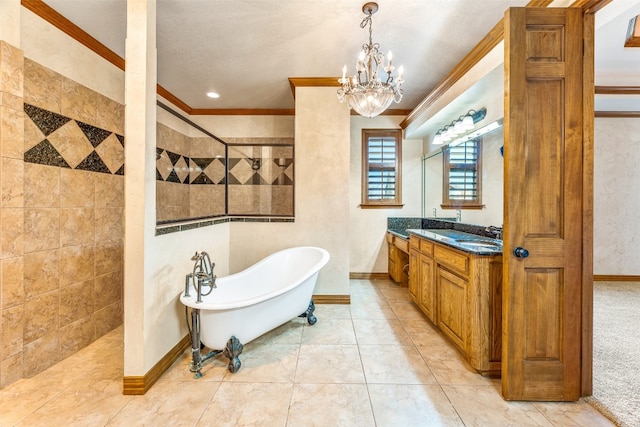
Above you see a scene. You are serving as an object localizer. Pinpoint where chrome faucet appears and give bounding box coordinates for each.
[456,209,462,222]
[485,226,503,240]
[188,251,216,303]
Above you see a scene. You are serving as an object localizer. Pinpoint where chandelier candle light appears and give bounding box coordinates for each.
[337,2,404,118]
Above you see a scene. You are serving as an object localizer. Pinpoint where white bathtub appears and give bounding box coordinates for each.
[180,246,330,351]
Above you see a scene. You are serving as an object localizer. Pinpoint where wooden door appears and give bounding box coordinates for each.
[503,7,585,401]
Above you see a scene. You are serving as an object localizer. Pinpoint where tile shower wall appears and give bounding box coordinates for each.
[0,54,124,388]
[226,138,294,216]
[156,129,294,222]
[156,123,226,222]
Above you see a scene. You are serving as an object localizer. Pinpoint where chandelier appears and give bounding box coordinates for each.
[337,2,404,118]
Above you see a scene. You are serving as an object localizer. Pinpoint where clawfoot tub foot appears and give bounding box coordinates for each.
[223,336,244,373]
[298,299,317,325]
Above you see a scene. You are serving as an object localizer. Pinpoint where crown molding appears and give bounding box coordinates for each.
[595,86,640,95]
[594,111,640,118]
[191,109,296,116]
[288,77,342,98]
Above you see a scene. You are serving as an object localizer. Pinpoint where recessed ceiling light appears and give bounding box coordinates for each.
[206,92,220,99]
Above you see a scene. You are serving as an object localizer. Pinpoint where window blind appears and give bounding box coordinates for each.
[367,136,397,200]
[448,141,478,200]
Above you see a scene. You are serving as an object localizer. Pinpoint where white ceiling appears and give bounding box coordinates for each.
[42,0,640,112]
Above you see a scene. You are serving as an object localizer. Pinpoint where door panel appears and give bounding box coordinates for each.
[420,254,436,322]
[503,7,583,401]
[437,268,467,351]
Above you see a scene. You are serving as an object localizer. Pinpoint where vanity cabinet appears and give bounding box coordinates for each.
[386,232,409,286]
[409,233,502,375]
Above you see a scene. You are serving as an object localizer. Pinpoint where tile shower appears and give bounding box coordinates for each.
[0,51,124,388]
[156,116,294,224]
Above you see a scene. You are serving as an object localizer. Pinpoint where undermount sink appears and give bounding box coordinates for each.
[456,240,502,248]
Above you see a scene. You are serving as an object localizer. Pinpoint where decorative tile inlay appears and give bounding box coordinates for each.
[24,104,70,136]
[229,158,255,185]
[199,158,226,184]
[94,134,124,174]
[76,151,111,174]
[47,121,96,169]
[24,140,70,168]
[23,104,125,175]
[173,156,189,183]
[76,121,112,147]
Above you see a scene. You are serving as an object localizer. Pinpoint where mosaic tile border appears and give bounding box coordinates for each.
[24,103,125,175]
[155,216,295,236]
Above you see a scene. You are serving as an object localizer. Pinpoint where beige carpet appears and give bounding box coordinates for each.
[585,281,640,427]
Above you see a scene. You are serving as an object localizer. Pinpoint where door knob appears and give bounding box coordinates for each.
[513,247,529,258]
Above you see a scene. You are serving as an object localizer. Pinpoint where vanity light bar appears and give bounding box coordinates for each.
[433,108,487,145]
[448,118,504,148]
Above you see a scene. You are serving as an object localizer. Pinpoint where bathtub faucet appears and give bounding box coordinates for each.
[191,251,216,303]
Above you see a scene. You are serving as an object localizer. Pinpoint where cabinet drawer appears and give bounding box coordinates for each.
[419,239,433,256]
[434,245,469,276]
[410,235,420,250]
[394,237,409,254]
[386,232,394,244]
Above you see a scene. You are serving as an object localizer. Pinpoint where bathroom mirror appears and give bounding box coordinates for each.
[422,127,504,227]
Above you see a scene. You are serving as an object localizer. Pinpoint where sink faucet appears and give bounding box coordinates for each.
[456,209,462,222]
[485,226,503,240]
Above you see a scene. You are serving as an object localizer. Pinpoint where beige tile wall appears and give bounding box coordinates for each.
[0,54,124,388]
[156,124,226,222]
[1,40,26,389]
[227,142,294,216]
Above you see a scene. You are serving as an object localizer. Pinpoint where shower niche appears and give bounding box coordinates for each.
[156,103,294,225]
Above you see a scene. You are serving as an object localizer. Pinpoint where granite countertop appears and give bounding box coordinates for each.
[388,229,410,239]
[407,228,503,255]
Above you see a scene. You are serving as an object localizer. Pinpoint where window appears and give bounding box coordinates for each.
[442,138,483,209]
[361,129,403,208]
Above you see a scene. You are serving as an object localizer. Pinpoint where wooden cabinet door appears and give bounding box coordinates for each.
[408,249,420,303]
[388,244,399,282]
[419,254,436,323]
[503,7,586,401]
[437,267,468,352]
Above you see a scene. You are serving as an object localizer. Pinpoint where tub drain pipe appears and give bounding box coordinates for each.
[186,307,222,379]
[189,308,203,378]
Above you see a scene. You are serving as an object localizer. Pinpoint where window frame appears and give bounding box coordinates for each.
[360,128,403,208]
[441,138,484,209]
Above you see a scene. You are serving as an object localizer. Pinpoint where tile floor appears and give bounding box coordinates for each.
[0,279,615,426]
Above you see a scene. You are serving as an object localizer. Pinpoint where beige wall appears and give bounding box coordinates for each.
[227,87,351,296]
[348,115,423,273]
[21,8,124,104]
[594,117,640,275]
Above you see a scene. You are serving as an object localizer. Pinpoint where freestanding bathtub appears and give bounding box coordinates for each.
[180,246,330,374]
